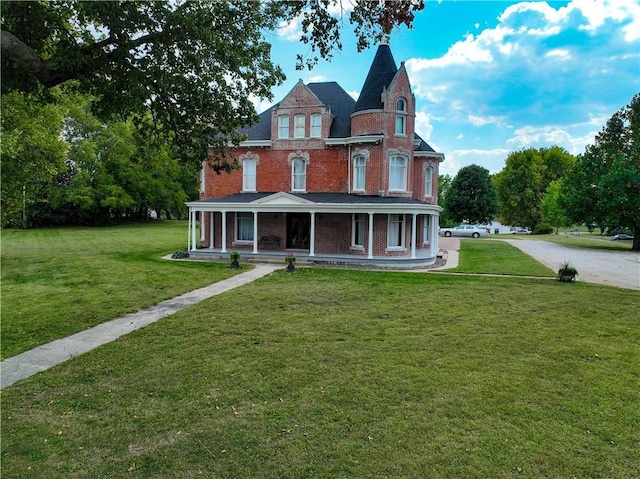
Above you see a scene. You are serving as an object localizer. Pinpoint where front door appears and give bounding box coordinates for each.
[286,213,310,249]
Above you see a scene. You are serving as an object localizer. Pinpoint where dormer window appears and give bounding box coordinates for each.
[278,115,289,138]
[395,97,407,136]
[310,114,322,138]
[294,114,305,138]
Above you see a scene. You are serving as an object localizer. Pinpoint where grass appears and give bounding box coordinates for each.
[2,223,638,477]
[1,269,638,478]
[0,222,242,359]
[448,239,556,276]
[506,233,634,251]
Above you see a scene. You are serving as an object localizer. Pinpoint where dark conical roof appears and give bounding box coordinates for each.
[353,44,398,112]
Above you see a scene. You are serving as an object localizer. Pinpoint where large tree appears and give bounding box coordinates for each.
[561,94,640,250]
[444,164,497,225]
[493,146,575,230]
[1,1,424,172]
[0,90,66,227]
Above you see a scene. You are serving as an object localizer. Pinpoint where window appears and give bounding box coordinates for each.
[243,159,256,191]
[294,114,305,138]
[424,166,433,197]
[423,215,430,242]
[389,156,407,191]
[388,214,405,248]
[278,115,289,138]
[236,212,254,242]
[310,114,322,138]
[352,214,365,247]
[353,155,366,191]
[395,115,406,135]
[292,158,306,191]
[396,97,407,135]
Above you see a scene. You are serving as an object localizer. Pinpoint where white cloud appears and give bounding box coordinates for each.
[415,110,434,140]
[441,148,511,176]
[347,90,359,101]
[467,114,509,127]
[545,49,571,60]
[507,125,598,155]
[277,17,302,41]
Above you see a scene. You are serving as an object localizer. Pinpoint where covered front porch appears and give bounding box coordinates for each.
[187,245,440,268]
[186,192,441,266]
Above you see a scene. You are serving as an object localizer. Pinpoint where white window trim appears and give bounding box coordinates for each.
[310,113,322,138]
[352,155,366,192]
[388,155,408,192]
[387,214,406,250]
[424,165,433,197]
[278,115,289,139]
[235,212,254,243]
[291,158,307,192]
[242,158,257,192]
[294,114,305,138]
[352,213,365,249]
[395,115,406,136]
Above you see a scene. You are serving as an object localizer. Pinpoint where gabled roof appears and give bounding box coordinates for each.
[353,44,398,113]
[238,82,355,141]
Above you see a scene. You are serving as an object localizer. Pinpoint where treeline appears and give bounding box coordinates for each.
[1,87,200,228]
[438,93,639,250]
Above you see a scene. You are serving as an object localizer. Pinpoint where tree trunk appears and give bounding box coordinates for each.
[633,227,640,251]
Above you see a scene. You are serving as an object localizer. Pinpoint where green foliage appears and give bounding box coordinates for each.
[0,90,67,226]
[540,180,570,232]
[3,91,199,227]
[494,146,576,230]
[1,1,424,171]
[560,93,640,250]
[437,174,455,226]
[533,223,553,235]
[444,165,497,224]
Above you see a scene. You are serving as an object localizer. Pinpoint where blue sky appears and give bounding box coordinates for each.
[258,0,639,177]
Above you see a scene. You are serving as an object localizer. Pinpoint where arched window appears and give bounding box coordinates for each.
[278,115,289,138]
[395,97,407,135]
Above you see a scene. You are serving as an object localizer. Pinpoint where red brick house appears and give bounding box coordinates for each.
[186,44,444,265]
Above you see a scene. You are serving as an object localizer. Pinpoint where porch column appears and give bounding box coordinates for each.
[367,212,374,259]
[209,212,215,249]
[411,213,417,259]
[252,211,259,254]
[431,214,439,257]
[221,211,227,253]
[309,212,316,256]
[187,208,192,251]
[200,212,206,242]
[190,210,197,251]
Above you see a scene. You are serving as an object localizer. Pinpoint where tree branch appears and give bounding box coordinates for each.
[1,29,55,85]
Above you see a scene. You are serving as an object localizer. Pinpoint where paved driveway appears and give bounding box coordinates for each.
[502,239,640,290]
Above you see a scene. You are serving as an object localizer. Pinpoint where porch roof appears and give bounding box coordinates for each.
[187,192,442,215]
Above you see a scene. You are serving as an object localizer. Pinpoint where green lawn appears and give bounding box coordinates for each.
[0,222,241,359]
[506,232,634,251]
[2,224,638,478]
[448,239,556,276]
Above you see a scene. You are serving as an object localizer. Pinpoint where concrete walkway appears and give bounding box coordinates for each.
[0,264,280,388]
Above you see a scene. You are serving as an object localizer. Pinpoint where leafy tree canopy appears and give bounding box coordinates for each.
[1,0,424,172]
[444,164,497,225]
[560,93,640,250]
[494,146,576,230]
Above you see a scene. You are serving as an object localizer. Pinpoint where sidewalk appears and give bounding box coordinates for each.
[0,264,280,388]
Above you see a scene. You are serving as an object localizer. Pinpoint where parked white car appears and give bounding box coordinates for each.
[439,224,488,238]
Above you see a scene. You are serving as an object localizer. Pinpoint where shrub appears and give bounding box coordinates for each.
[534,223,553,234]
[171,248,189,259]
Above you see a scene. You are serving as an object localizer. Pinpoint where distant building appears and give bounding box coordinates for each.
[186,44,444,265]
